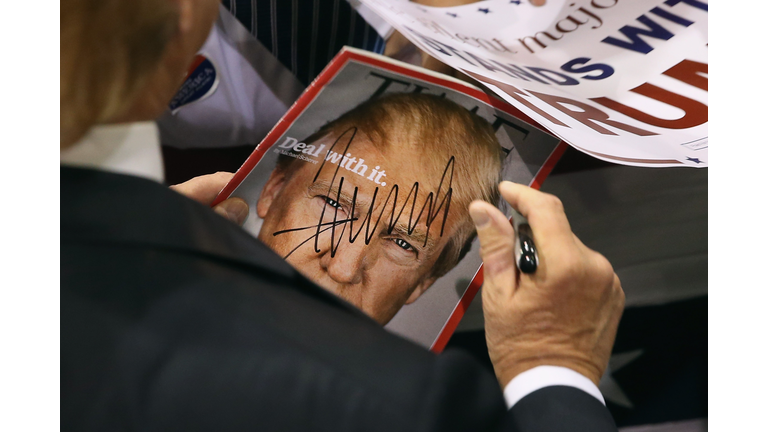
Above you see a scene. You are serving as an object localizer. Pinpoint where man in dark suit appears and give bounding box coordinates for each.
[61,0,624,430]
[61,167,619,431]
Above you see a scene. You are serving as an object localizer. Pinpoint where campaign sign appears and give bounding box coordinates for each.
[169,54,219,114]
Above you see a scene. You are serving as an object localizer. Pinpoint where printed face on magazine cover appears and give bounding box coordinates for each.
[256,129,464,325]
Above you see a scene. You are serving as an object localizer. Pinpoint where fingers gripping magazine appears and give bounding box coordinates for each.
[213,47,566,351]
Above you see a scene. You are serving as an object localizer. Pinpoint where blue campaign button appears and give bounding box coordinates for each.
[169,54,219,114]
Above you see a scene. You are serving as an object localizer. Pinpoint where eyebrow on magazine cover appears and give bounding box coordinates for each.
[388,221,436,251]
[307,180,373,213]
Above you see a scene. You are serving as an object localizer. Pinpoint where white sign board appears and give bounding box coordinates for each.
[361,0,708,167]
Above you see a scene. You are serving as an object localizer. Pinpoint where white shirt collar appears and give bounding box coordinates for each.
[60,121,165,183]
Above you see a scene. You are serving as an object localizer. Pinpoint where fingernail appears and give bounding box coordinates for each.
[215,199,249,225]
[469,207,490,228]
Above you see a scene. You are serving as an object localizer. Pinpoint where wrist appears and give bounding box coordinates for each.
[493,353,603,388]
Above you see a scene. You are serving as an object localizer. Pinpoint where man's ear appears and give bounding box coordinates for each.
[172,0,220,58]
[405,277,437,305]
[256,168,288,218]
[174,0,195,35]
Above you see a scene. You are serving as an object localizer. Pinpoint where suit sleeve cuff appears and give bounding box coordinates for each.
[503,365,605,409]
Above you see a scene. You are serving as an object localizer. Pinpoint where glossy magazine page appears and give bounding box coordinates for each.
[215,47,567,350]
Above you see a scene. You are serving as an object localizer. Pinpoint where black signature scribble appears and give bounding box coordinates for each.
[273,127,455,260]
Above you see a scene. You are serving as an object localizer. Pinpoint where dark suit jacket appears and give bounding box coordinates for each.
[61,166,617,431]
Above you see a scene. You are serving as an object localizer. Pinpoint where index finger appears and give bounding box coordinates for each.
[498,181,574,245]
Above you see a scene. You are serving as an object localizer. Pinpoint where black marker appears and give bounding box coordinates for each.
[510,209,538,274]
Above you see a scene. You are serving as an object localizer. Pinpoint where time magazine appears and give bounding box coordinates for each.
[211,47,566,351]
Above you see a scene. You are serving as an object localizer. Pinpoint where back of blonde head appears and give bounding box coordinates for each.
[61,0,178,147]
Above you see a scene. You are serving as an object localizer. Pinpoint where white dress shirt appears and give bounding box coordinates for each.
[60,121,164,182]
[503,365,605,409]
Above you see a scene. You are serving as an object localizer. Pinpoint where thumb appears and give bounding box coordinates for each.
[213,197,249,226]
[469,201,518,296]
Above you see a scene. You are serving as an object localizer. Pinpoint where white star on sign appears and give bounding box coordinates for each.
[599,349,643,408]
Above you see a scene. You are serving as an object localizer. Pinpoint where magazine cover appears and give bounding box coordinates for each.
[213,47,567,351]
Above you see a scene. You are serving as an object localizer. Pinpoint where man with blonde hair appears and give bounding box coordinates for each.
[255,92,503,324]
[61,0,625,430]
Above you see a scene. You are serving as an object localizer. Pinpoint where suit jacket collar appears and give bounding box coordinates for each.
[61,165,371,321]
